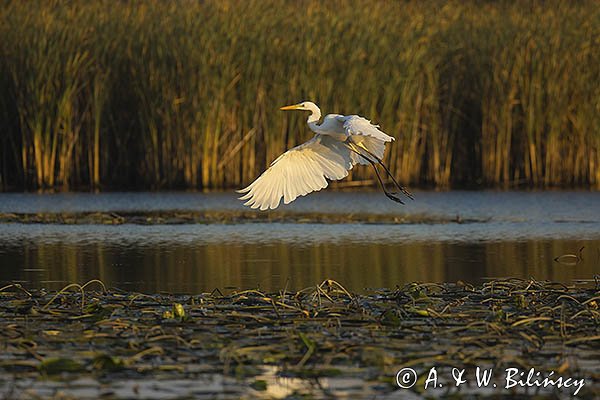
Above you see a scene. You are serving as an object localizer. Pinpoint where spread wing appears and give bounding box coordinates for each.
[337,115,394,165]
[338,115,395,143]
[237,135,353,210]
[348,136,389,165]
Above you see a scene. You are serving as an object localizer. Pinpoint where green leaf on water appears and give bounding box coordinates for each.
[514,294,527,309]
[162,303,188,321]
[250,379,268,391]
[235,364,262,378]
[407,284,429,300]
[39,357,83,374]
[406,307,430,317]
[381,309,401,326]
[83,301,103,314]
[173,303,185,319]
[93,354,125,371]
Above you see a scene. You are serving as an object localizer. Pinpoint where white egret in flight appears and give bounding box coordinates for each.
[238,101,412,210]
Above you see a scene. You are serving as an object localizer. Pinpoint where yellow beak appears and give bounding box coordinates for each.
[280,104,301,111]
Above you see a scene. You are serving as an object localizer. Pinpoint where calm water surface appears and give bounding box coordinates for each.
[0,190,598,292]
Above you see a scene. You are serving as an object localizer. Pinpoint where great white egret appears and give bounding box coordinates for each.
[237,101,412,210]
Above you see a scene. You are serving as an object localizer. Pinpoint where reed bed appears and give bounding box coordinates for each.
[0,0,598,191]
[0,278,598,397]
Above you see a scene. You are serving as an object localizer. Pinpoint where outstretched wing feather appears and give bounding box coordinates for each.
[237,135,352,210]
[340,115,395,142]
[337,115,394,165]
[349,136,388,165]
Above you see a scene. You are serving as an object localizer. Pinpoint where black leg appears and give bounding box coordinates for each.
[370,159,405,204]
[355,143,414,200]
[344,143,405,204]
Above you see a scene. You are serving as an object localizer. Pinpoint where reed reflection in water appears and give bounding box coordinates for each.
[2,238,597,293]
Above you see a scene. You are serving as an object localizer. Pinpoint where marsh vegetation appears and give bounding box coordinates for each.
[0,0,598,191]
[0,278,598,398]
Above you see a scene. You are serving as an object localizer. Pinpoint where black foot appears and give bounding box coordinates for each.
[384,191,405,204]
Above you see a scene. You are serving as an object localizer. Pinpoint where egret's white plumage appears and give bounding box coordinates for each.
[238,135,352,210]
[238,101,409,210]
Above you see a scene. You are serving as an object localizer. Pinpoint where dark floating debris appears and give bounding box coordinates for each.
[0,211,491,225]
[0,278,598,398]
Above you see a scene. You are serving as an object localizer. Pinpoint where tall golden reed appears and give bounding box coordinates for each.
[0,1,598,190]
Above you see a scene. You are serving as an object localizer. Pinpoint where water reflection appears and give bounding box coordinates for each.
[0,191,598,292]
[2,237,598,293]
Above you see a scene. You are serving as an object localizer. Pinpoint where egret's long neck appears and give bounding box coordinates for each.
[307,104,322,131]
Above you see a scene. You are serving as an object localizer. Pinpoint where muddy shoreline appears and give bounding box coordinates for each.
[0,211,485,225]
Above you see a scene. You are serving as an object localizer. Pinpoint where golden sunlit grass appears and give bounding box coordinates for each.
[0,0,598,190]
